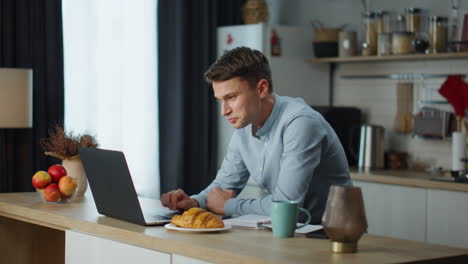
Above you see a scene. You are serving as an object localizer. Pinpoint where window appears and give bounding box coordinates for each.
[62,0,159,198]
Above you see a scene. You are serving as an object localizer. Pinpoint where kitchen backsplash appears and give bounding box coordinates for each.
[333,60,468,170]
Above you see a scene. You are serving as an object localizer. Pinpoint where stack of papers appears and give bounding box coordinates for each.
[262,223,323,234]
[224,214,323,234]
[224,214,271,229]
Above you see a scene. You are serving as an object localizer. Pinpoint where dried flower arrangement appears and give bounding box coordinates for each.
[40,125,98,160]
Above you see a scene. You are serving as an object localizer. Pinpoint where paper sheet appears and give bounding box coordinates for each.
[262,224,323,234]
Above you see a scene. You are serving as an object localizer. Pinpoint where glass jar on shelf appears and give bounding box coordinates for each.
[392,32,414,54]
[362,11,377,56]
[376,10,393,56]
[378,33,392,56]
[405,8,422,33]
[375,10,392,34]
[428,16,448,53]
[394,15,406,32]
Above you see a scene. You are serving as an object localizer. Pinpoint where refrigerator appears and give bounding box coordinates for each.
[216,23,330,169]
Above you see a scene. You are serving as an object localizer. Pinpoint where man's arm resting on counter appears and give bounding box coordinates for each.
[191,133,250,209]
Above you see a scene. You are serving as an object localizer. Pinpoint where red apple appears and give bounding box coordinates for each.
[58,176,77,196]
[32,171,52,189]
[43,183,61,202]
[48,164,67,183]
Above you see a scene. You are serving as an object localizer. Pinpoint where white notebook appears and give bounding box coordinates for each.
[224,214,271,229]
[224,214,323,234]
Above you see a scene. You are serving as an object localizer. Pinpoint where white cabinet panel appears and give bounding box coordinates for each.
[355,181,427,242]
[427,189,468,248]
[65,230,170,264]
[172,254,213,264]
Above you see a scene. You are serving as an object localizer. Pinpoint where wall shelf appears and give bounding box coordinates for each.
[306,52,468,63]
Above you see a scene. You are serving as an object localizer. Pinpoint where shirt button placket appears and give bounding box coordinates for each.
[260,137,267,175]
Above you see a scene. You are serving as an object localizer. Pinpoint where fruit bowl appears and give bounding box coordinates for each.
[36,182,77,203]
[33,165,78,203]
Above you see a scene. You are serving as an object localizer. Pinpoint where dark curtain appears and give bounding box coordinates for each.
[0,0,64,192]
[158,0,244,195]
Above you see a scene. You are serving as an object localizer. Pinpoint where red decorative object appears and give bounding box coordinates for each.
[227,34,233,45]
[271,30,281,56]
[439,75,465,117]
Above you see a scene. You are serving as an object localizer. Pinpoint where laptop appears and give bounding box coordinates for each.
[79,147,177,226]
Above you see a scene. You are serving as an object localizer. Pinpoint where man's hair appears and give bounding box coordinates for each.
[204,47,273,92]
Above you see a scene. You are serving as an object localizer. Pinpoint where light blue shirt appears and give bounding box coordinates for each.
[191,94,351,223]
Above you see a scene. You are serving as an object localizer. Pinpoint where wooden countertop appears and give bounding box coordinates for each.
[351,170,468,192]
[1,192,468,263]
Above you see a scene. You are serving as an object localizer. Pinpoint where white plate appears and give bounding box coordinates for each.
[164,223,232,232]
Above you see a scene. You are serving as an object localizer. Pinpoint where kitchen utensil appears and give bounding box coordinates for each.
[357,125,385,170]
[413,107,453,139]
[395,82,413,133]
[439,75,465,131]
[322,185,367,253]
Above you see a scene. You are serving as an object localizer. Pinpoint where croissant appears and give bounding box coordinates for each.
[171,208,224,228]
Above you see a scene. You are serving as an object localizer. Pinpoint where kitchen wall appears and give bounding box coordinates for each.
[267,0,468,170]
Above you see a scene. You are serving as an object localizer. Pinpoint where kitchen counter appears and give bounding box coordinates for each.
[1,192,468,264]
[351,169,468,192]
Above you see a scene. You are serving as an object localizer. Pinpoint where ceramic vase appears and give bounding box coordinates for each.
[322,185,367,253]
[61,157,88,202]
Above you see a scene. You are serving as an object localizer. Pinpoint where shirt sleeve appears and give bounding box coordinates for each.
[224,115,326,216]
[191,132,250,209]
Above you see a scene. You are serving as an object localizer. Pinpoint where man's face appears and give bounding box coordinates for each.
[213,77,261,129]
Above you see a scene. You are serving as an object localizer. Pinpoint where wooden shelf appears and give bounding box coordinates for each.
[306,52,468,63]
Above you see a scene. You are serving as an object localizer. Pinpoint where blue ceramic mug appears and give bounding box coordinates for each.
[271,200,311,238]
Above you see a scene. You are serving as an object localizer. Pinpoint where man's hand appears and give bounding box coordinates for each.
[161,189,198,211]
[207,187,236,214]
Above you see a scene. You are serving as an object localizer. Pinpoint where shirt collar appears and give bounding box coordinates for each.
[254,94,281,138]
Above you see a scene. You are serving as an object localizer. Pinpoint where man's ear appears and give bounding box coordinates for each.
[257,79,270,98]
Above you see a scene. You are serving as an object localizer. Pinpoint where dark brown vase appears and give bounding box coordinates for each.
[321,185,367,253]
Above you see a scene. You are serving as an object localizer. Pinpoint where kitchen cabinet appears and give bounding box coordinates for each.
[65,230,171,264]
[354,181,427,242]
[354,174,468,249]
[0,216,64,264]
[427,189,468,248]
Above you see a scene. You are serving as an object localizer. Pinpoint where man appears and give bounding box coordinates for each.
[162,47,350,223]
